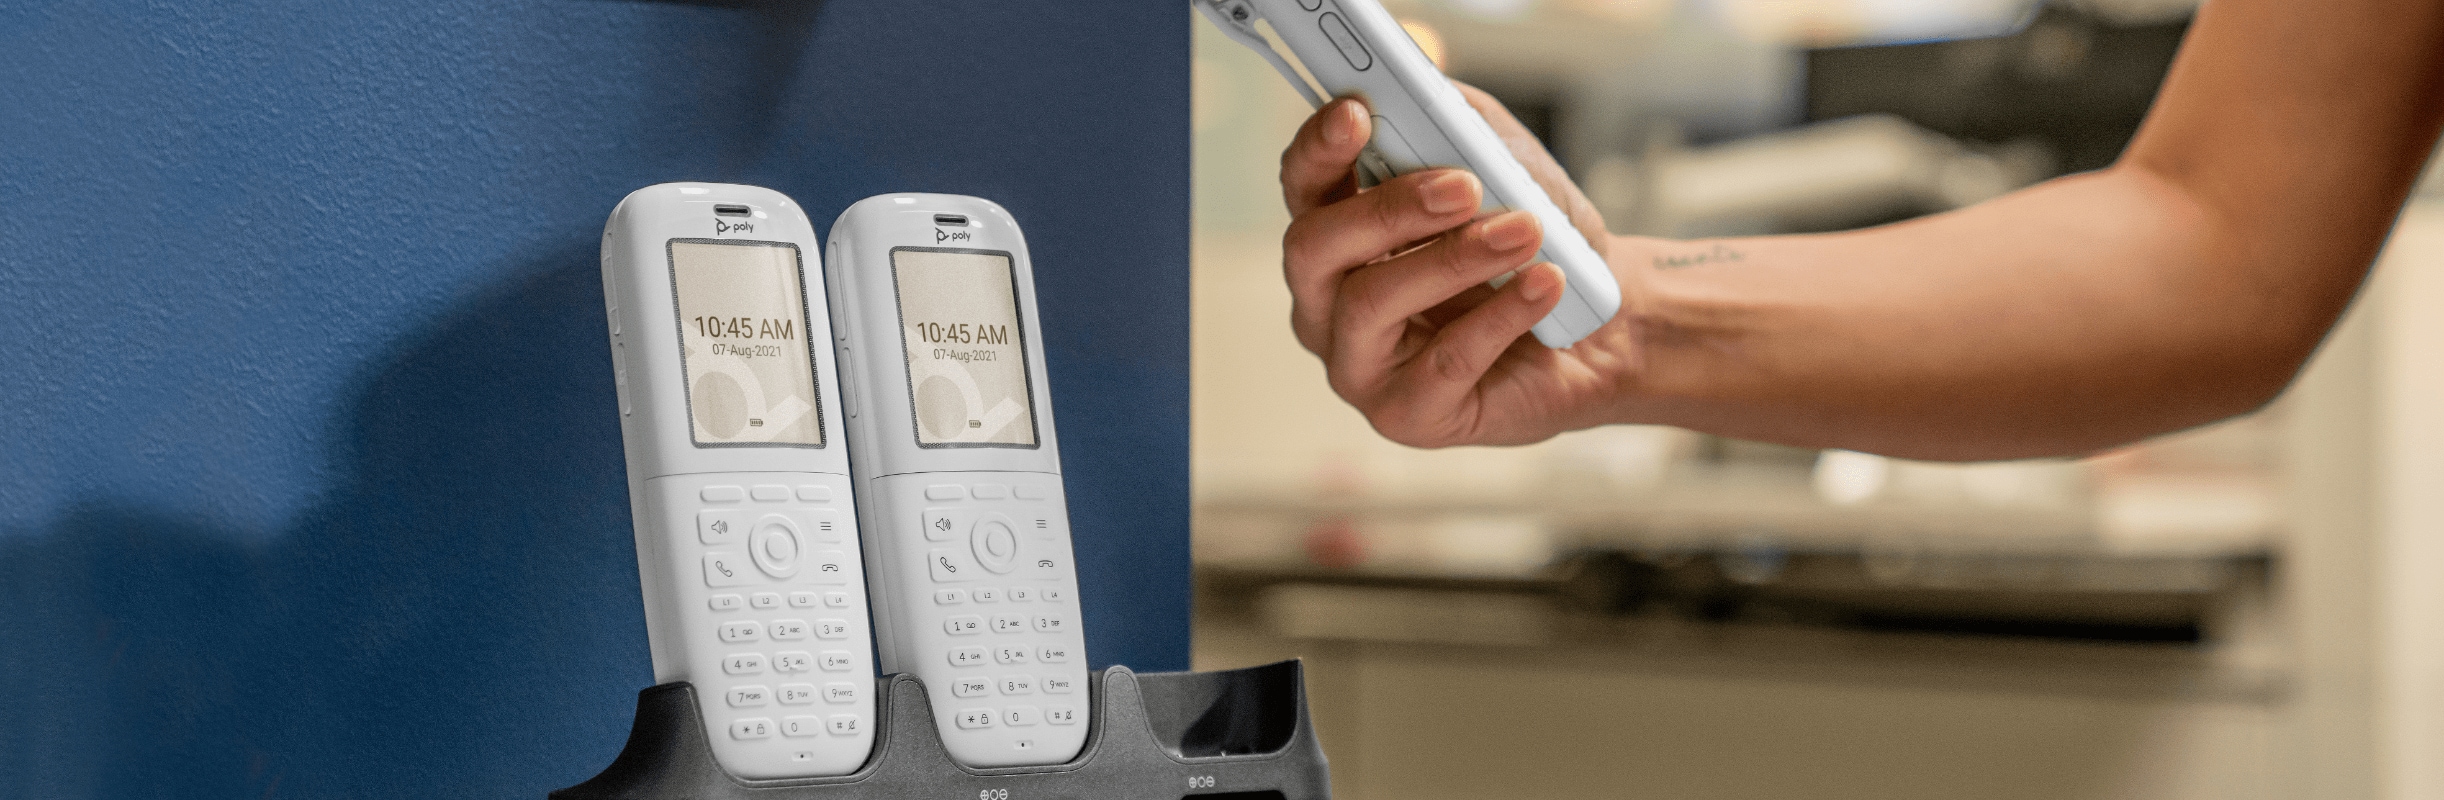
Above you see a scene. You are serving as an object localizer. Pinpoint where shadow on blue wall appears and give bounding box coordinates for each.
[4,257,644,796]
[0,0,1188,795]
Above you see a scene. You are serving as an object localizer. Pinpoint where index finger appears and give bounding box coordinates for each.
[1280,98,1372,217]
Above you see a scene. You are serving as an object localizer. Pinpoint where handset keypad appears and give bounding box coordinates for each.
[689,479,870,746]
[917,481,1081,733]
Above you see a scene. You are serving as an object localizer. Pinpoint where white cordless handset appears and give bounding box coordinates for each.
[826,194,1089,768]
[1197,0,1623,348]
[601,183,878,779]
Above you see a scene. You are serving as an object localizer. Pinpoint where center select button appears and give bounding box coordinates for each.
[750,514,803,579]
[972,514,1021,574]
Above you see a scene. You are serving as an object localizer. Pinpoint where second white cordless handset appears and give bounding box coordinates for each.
[602,183,877,779]
[827,194,1089,768]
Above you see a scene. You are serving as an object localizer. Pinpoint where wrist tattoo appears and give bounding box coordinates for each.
[1653,243,1744,269]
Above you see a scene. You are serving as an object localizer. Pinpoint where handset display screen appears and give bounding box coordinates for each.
[668,239,824,448]
[889,247,1039,448]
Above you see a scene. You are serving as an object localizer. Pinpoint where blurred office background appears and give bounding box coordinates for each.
[1190,1,2444,798]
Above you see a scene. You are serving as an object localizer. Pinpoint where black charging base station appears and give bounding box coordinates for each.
[552,659,1329,800]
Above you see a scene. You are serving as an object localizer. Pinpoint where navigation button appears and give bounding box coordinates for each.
[698,510,742,545]
[748,515,803,579]
[1007,587,1034,603]
[971,515,1021,574]
[702,485,745,503]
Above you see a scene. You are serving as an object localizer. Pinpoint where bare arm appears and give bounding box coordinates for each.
[1277,0,2444,460]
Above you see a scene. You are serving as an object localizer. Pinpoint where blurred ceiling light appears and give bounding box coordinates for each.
[1560,0,1673,29]
[1399,19,1450,69]
[1706,0,2040,47]
[1439,0,1539,22]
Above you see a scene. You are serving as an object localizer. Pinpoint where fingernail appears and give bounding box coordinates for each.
[1520,264,1560,302]
[1326,102,1362,146]
[1480,212,1538,250]
[1420,172,1477,215]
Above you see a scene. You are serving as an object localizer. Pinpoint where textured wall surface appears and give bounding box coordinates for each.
[0,1,1189,796]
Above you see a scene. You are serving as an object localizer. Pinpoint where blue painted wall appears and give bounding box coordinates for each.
[0,1,1190,796]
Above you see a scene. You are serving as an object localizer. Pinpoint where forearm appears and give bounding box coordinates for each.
[1611,167,2311,459]
[1607,0,2444,460]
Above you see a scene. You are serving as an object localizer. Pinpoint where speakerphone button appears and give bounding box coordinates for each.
[1319,12,1372,71]
[702,485,746,503]
[751,485,790,502]
[972,483,1009,500]
[698,510,742,545]
[922,508,967,543]
[795,485,832,502]
[926,485,966,501]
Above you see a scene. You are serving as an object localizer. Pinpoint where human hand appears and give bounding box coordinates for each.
[1277,84,1646,447]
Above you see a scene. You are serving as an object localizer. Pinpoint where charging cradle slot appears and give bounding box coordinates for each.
[552,660,1331,799]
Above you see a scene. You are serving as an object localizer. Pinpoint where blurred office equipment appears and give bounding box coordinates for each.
[1196,1,2444,797]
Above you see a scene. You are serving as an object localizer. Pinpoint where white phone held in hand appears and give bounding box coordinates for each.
[1197,0,1623,348]
[601,183,878,779]
[826,193,1090,768]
